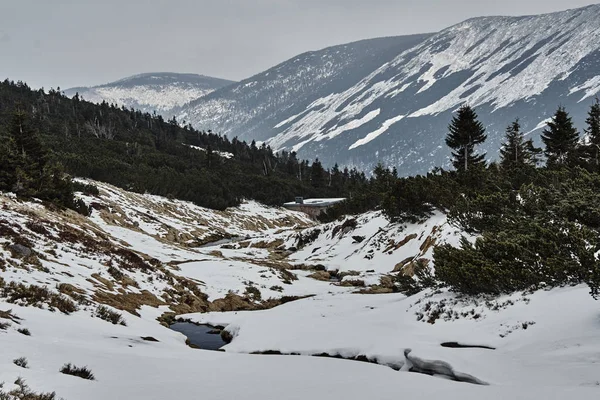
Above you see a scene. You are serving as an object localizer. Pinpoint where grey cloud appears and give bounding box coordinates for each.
[0,0,597,89]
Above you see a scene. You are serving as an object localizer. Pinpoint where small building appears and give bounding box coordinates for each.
[283,197,346,219]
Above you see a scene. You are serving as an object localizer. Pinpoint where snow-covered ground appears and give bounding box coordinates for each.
[1,181,599,399]
[282,210,472,275]
[185,286,600,390]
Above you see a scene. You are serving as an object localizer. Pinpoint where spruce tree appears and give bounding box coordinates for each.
[585,97,600,168]
[310,159,325,188]
[499,119,540,168]
[445,105,487,172]
[0,127,18,191]
[541,106,580,167]
[8,109,48,196]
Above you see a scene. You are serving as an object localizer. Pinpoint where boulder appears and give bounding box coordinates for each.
[8,244,32,258]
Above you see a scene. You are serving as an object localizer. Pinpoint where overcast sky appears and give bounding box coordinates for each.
[1,0,598,89]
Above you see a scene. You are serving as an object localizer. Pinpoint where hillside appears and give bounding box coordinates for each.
[177,34,431,143]
[64,73,235,117]
[181,4,600,175]
[1,79,365,210]
[1,180,599,399]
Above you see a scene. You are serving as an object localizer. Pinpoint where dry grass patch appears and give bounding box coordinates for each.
[57,283,89,305]
[1,283,77,314]
[95,306,126,326]
[94,290,165,316]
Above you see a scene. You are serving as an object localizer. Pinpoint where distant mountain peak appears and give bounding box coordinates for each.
[64,72,235,116]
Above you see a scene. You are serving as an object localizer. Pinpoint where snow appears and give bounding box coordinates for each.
[318,109,381,142]
[284,210,469,274]
[525,118,552,135]
[2,179,600,399]
[282,198,346,207]
[569,76,600,102]
[74,85,214,113]
[227,5,600,156]
[3,291,600,399]
[186,144,234,159]
[349,114,405,150]
[183,285,600,392]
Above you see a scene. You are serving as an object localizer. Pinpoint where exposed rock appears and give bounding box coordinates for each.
[419,230,438,253]
[392,257,416,273]
[220,329,234,343]
[384,233,418,253]
[352,235,365,243]
[401,258,430,277]
[8,244,32,258]
[331,218,357,237]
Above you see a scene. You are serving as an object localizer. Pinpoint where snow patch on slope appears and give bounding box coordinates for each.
[349,114,405,150]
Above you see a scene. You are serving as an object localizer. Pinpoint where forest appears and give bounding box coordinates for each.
[322,101,600,299]
[0,79,367,211]
[1,78,599,299]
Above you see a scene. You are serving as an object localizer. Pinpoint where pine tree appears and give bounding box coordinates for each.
[445,105,487,172]
[585,97,600,168]
[499,119,540,168]
[541,106,580,167]
[8,109,49,195]
[310,159,325,188]
[0,126,18,191]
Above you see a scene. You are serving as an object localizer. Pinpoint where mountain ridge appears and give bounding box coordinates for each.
[64,72,235,116]
[179,3,600,175]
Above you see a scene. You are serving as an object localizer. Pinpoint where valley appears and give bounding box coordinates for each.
[1,180,599,399]
[3,2,600,399]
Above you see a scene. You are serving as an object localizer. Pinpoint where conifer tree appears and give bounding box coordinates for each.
[585,97,600,168]
[310,159,326,188]
[0,126,18,191]
[445,105,487,172]
[499,119,540,168]
[541,106,580,167]
[8,109,48,195]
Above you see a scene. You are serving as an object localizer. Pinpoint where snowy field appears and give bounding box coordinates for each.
[1,180,599,399]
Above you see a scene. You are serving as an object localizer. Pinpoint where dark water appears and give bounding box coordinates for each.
[170,322,226,350]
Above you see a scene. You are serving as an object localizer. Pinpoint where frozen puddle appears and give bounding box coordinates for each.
[170,322,227,350]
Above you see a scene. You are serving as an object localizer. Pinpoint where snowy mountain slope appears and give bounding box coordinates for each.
[65,73,235,117]
[283,211,470,275]
[184,4,600,175]
[177,34,431,142]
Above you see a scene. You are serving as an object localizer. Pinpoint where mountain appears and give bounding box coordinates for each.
[65,72,235,116]
[181,5,600,175]
[176,34,432,142]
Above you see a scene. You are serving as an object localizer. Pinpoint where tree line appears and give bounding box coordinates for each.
[322,100,600,299]
[0,79,368,211]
